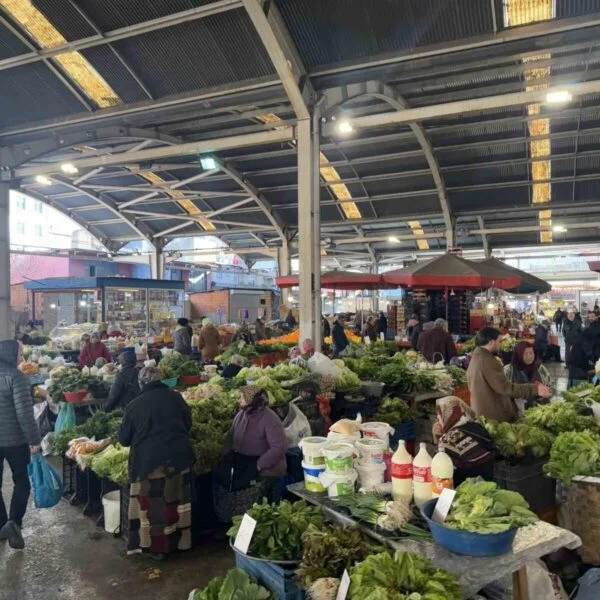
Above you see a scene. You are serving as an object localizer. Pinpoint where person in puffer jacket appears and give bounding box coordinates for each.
[0,339,41,550]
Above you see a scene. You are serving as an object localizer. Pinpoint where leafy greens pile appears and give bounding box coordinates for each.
[481,418,554,460]
[90,444,129,484]
[349,551,462,600]
[297,524,383,588]
[544,430,600,483]
[227,499,324,562]
[371,396,414,425]
[54,410,124,456]
[521,402,597,434]
[189,569,271,600]
[444,477,537,534]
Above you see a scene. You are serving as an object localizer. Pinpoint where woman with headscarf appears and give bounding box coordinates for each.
[198,318,221,362]
[504,342,552,414]
[119,366,194,560]
[228,385,286,497]
[221,354,246,379]
[105,351,140,412]
[432,396,497,487]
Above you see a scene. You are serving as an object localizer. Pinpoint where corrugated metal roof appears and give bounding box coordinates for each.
[557,0,600,18]
[0,19,30,59]
[34,0,97,40]
[277,0,494,69]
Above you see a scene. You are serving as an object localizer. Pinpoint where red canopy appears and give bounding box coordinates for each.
[382,254,521,290]
[276,270,389,290]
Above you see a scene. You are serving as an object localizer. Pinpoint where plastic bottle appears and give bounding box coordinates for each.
[431,448,454,497]
[391,440,413,502]
[412,443,433,507]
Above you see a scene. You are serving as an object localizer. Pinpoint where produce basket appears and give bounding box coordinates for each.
[563,476,600,565]
[212,481,266,524]
[64,390,88,403]
[361,381,385,398]
[161,377,178,388]
[180,375,202,386]
[421,499,518,557]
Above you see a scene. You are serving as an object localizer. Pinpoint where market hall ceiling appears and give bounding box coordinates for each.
[2,0,600,266]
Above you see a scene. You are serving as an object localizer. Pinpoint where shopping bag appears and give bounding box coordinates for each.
[54,402,75,434]
[27,453,63,508]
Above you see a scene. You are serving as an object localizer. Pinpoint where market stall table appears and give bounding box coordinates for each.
[288,483,580,600]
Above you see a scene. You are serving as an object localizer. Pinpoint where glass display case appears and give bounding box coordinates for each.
[148,289,185,332]
[104,288,147,333]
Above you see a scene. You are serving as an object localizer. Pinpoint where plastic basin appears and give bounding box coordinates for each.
[64,390,87,403]
[161,377,178,388]
[180,375,201,386]
[420,498,518,557]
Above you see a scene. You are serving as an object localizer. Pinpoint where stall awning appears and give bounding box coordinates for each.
[480,257,551,294]
[382,254,521,290]
[276,270,389,290]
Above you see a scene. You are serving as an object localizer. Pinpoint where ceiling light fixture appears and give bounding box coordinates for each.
[35,174,52,185]
[546,90,572,104]
[200,157,217,170]
[337,119,354,134]
[60,162,78,174]
[553,225,568,233]
[388,236,399,243]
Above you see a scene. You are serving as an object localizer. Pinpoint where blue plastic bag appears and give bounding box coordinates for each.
[27,453,63,508]
[54,402,75,434]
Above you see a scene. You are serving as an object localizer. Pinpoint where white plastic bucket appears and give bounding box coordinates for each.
[319,470,357,498]
[327,430,361,445]
[102,491,121,534]
[355,438,386,464]
[322,443,355,472]
[302,462,326,493]
[361,422,394,448]
[298,436,328,466]
[355,461,386,490]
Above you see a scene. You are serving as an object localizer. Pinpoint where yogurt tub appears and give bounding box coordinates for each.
[298,436,328,466]
[322,443,355,472]
[327,430,361,445]
[302,462,326,493]
[319,470,358,498]
[355,461,386,490]
[361,422,394,448]
[355,438,386,464]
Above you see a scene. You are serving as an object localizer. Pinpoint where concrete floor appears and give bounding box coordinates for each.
[0,466,234,600]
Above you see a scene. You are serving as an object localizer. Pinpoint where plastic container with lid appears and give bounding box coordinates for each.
[391,440,413,503]
[361,422,394,448]
[431,448,454,497]
[413,443,433,508]
[298,436,328,466]
[355,461,386,490]
[327,430,361,445]
[354,438,386,464]
[319,470,357,498]
[322,443,354,472]
[302,462,326,493]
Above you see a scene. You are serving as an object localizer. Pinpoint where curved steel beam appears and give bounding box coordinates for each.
[323,81,454,245]
[216,160,287,241]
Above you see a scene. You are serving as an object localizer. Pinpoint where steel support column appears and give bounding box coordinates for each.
[297,119,320,346]
[151,245,165,280]
[0,183,10,339]
[311,112,322,347]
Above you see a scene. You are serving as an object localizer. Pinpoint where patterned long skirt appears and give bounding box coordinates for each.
[127,466,192,555]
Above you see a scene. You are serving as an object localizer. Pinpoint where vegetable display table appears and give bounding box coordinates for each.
[289,483,580,599]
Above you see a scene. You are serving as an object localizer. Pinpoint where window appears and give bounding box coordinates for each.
[16,197,25,210]
[34,201,43,214]
[15,222,25,235]
[34,224,43,237]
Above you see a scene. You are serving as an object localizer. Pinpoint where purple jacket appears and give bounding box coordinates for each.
[232,406,287,477]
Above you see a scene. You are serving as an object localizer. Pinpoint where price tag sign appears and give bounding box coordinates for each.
[336,570,351,600]
[233,513,257,555]
[432,488,456,523]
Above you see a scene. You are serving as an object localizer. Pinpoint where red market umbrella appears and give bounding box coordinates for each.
[276,270,390,290]
[480,257,551,294]
[382,254,521,290]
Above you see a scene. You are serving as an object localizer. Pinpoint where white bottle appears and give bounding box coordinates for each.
[431,448,454,497]
[391,440,413,502]
[412,443,433,507]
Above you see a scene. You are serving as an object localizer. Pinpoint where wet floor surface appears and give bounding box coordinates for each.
[0,466,234,600]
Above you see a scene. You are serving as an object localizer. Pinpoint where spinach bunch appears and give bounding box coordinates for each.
[544,430,600,483]
[191,568,271,600]
[227,499,324,561]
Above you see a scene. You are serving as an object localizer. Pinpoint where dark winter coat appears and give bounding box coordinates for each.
[119,381,194,481]
[105,354,140,412]
[173,326,192,355]
[0,340,40,447]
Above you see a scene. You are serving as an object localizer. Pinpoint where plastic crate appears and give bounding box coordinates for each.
[493,459,556,515]
[119,484,130,542]
[234,552,304,600]
[292,397,320,420]
[62,457,76,497]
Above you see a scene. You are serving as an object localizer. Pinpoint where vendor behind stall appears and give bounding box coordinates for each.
[173,318,192,355]
[433,396,497,486]
[105,351,140,412]
[78,333,112,368]
[417,318,457,364]
[504,342,552,414]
